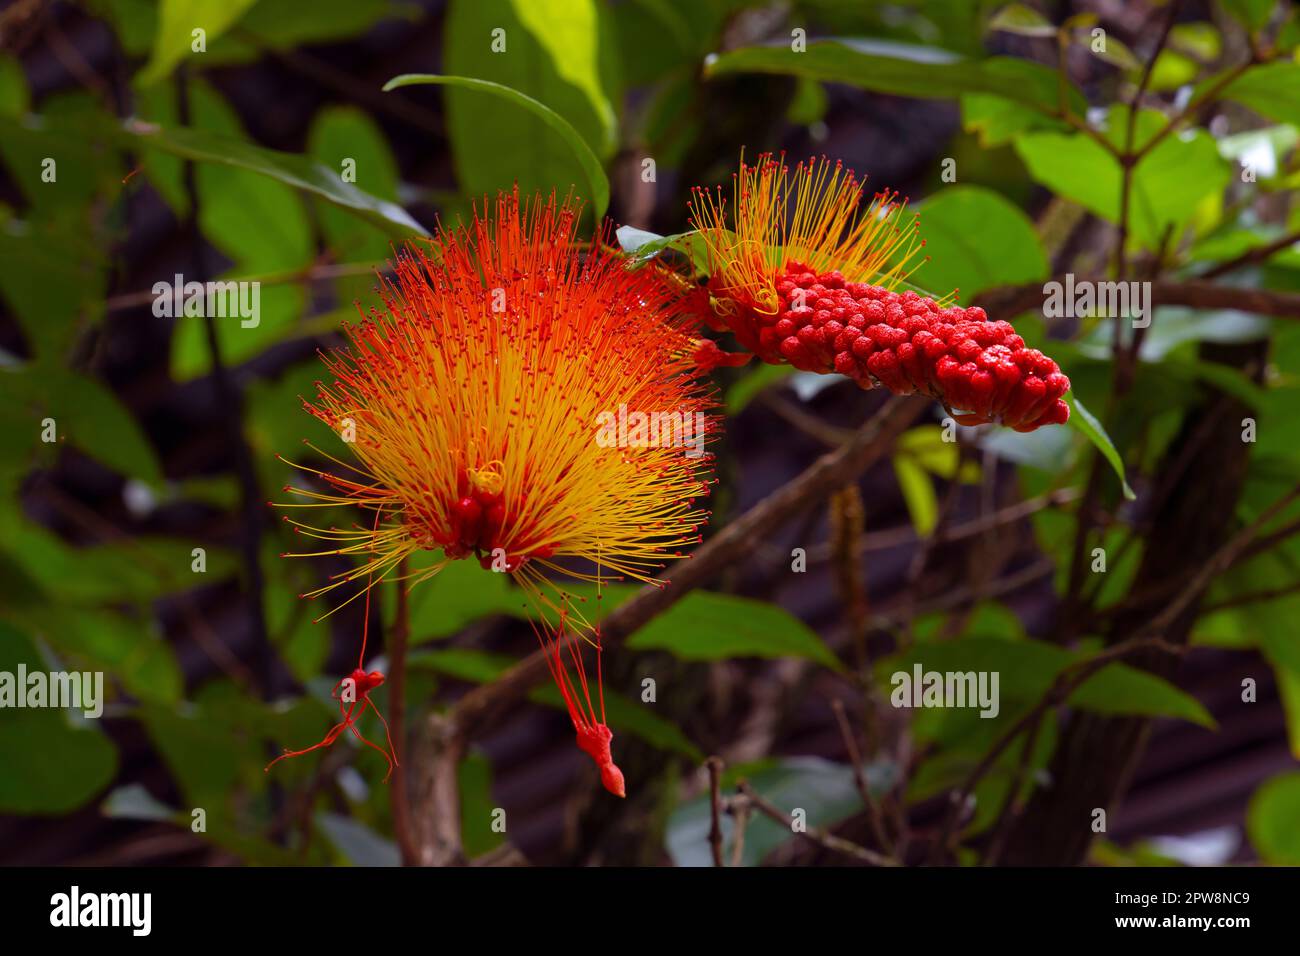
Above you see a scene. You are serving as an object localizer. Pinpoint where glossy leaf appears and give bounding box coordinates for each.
[627,591,843,671]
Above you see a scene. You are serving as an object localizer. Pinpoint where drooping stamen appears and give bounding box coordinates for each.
[265,540,399,781]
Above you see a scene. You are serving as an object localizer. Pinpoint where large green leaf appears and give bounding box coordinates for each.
[138,0,261,86]
[1217,62,1300,126]
[307,105,401,263]
[1065,393,1135,500]
[880,637,1211,726]
[422,0,617,217]
[0,368,163,484]
[404,557,515,644]
[910,186,1048,303]
[627,591,843,671]
[1013,108,1230,250]
[117,115,425,236]
[1247,771,1300,865]
[384,73,611,218]
[960,91,1067,147]
[1070,664,1215,728]
[704,39,1085,117]
[0,623,118,814]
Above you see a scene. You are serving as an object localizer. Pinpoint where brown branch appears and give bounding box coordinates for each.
[801,487,1080,562]
[1200,579,1300,614]
[409,712,464,866]
[830,698,893,856]
[975,278,1300,322]
[104,261,382,313]
[1200,228,1300,280]
[177,66,274,695]
[706,756,725,867]
[728,798,751,867]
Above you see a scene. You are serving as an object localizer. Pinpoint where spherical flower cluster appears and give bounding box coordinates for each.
[271,190,720,795]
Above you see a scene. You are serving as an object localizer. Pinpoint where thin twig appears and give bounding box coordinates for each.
[729,799,751,867]
[830,698,893,855]
[974,277,1300,322]
[1200,229,1300,280]
[736,781,897,866]
[706,756,725,867]
[177,66,274,695]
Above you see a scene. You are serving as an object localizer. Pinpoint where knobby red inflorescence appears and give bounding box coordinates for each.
[688,153,1071,431]
[766,263,1070,432]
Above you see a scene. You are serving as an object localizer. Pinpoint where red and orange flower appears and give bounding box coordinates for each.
[689,154,1070,432]
[269,190,717,795]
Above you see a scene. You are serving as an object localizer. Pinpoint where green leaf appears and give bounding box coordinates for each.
[987,4,1057,38]
[1147,50,1200,92]
[118,115,426,236]
[459,750,505,857]
[316,811,400,866]
[1273,663,1300,759]
[138,0,260,86]
[141,680,325,808]
[898,426,981,482]
[883,637,1210,726]
[725,364,794,414]
[910,185,1048,302]
[405,557,514,644]
[626,591,843,670]
[1218,63,1300,127]
[961,92,1066,147]
[1078,29,1141,72]
[893,455,939,536]
[307,105,401,263]
[1247,771,1300,865]
[0,53,29,117]
[0,368,163,485]
[704,39,1086,117]
[171,283,308,380]
[210,0,406,61]
[1068,664,1215,728]
[1065,393,1135,500]
[614,225,697,265]
[383,73,611,219]
[1013,108,1231,250]
[1221,0,1278,32]
[0,622,118,814]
